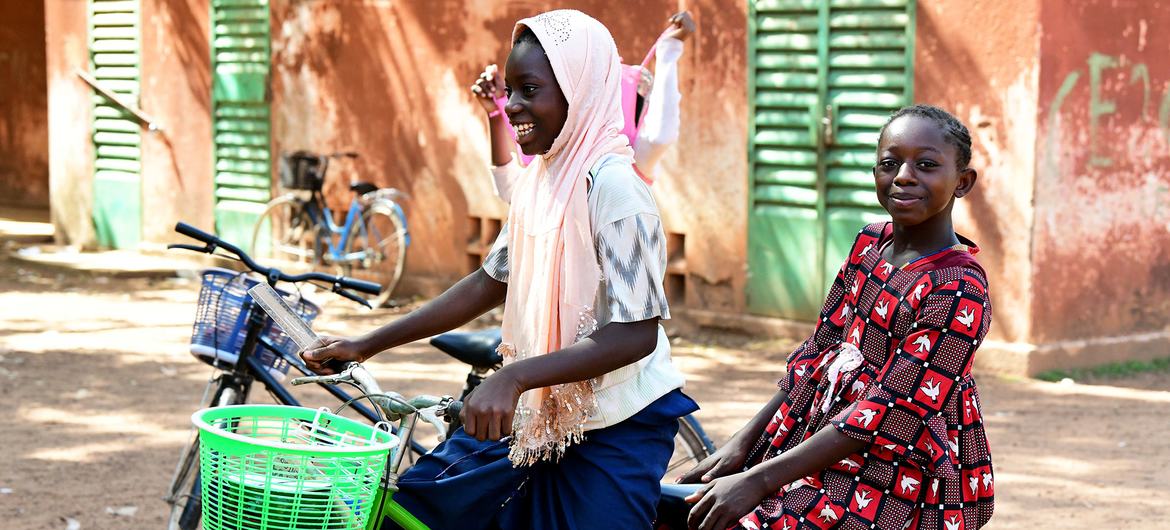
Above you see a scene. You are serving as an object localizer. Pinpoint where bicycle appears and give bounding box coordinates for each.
[165,222,713,529]
[164,222,417,530]
[200,361,699,529]
[251,150,409,307]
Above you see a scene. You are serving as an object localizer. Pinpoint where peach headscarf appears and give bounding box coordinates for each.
[499,10,634,465]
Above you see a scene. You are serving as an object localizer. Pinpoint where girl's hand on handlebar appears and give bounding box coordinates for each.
[301,336,367,374]
[469,64,505,115]
[462,367,525,442]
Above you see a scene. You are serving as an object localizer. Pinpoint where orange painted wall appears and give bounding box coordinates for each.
[914,0,1041,372]
[45,0,95,246]
[0,1,50,207]
[1030,0,1170,369]
[140,0,214,244]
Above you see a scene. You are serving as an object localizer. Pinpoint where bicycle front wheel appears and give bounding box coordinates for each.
[343,201,407,307]
[251,195,320,269]
[166,384,244,530]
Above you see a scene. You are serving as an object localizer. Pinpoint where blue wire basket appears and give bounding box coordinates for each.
[189,268,320,381]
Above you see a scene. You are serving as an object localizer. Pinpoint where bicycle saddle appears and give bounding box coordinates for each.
[654,483,701,529]
[430,328,503,368]
[350,182,378,196]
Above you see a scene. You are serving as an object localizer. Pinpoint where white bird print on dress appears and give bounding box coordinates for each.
[818,504,839,523]
[850,327,862,345]
[855,490,873,510]
[855,408,878,428]
[932,479,940,497]
[913,283,926,301]
[913,334,932,353]
[841,305,852,321]
[921,379,942,403]
[882,443,898,451]
[742,520,759,530]
[875,300,889,319]
[795,365,807,377]
[948,435,960,456]
[782,521,792,530]
[851,379,866,397]
[903,519,915,530]
[956,307,976,329]
[860,242,874,257]
[945,515,962,530]
[881,263,894,275]
[982,472,993,490]
[839,457,861,470]
[852,280,860,297]
[900,475,920,494]
[969,475,979,495]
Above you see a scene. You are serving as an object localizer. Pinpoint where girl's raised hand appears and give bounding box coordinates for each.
[469,63,505,115]
[664,11,696,42]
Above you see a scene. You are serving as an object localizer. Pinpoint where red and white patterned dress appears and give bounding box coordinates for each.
[736,223,994,530]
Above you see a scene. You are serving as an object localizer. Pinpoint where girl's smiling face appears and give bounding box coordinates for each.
[873,115,976,227]
[504,35,569,156]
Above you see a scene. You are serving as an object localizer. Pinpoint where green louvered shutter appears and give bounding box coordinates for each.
[89,0,141,249]
[747,0,914,320]
[747,0,824,319]
[822,0,914,289]
[212,0,271,246]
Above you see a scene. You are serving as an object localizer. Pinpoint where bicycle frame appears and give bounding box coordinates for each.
[300,192,369,264]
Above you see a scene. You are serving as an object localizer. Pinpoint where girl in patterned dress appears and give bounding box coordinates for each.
[681,105,995,530]
[303,9,696,529]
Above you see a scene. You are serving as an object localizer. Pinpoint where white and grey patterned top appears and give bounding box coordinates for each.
[481,153,685,429]
[482,155,670,324]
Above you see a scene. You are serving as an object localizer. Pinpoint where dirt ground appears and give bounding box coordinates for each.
[2,255,1169,529]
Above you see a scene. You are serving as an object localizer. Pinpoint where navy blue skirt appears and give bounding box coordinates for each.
[385,389,698,530]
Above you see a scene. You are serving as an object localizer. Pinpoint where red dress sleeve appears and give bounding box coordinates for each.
[779,224,883,393]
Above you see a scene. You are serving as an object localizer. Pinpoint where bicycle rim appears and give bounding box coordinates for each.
[251,197,320,269]
[343,202,406,307]
[665,415,715,477]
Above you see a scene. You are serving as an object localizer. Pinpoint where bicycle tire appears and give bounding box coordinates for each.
[342,201,407,307]
[166,384,244,530]
[250,195,321,269]
[666,414,716,477]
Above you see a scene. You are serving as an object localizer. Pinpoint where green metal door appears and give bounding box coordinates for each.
[747,0,914,319]
[89,0,141,249]
[212,0,271,247]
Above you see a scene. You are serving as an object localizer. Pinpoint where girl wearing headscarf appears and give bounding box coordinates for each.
[302,9,696,529]
[471,11,697,198]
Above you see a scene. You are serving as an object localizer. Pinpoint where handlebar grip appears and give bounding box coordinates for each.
[174,222,218,245]
[338,276,382,296]
[445,400,463,420]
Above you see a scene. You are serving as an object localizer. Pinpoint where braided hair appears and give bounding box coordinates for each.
[880,105,972,170]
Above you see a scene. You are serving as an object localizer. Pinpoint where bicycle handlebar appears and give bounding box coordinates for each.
[170,222,383,297]
[291,362,462,422]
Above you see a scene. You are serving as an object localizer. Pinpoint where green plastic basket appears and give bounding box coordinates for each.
[192,405,398,530]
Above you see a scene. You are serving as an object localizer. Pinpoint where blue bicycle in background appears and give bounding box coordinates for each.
[251,150,409,307]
